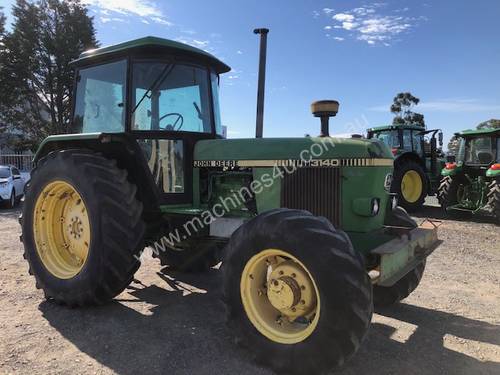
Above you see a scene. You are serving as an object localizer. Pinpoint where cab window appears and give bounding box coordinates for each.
[412,131,423,155]
[402,130,412,152]
[131,62,212,133]
[73,60,127,133]
[465,137,493,165]
[372,130,400,148]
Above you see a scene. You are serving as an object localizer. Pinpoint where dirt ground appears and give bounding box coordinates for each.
[1,199,499,375]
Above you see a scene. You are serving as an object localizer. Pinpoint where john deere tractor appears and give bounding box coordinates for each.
[367,124,446,211]
[21,34,441,374]
[438,127,500,222]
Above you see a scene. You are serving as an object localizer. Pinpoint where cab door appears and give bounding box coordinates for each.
[129,60,218,205]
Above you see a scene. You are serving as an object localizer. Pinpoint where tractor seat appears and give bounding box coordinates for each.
[477,151,493,164]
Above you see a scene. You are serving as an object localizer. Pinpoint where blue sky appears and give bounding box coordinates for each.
[2,0,500,145]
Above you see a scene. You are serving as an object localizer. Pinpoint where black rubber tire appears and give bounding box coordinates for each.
[157,242,223,272]
[486,179,500,224]
[21,149,145,306]
[392,160,428,212]
[223,209,373,375]
[373,260,426,309]
[437,175,460,210]
[6,189,16,209]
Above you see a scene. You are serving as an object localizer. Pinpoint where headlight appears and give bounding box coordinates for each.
[371,198,380,216]
[384,173,393,192]
[0,182,8,188]
[391,195,398,210]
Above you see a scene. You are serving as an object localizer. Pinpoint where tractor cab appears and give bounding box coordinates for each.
[69,36,229,205]
[367,124,445,210]
[439,128,500,219]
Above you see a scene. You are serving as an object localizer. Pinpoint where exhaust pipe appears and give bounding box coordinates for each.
[254,28,269,138]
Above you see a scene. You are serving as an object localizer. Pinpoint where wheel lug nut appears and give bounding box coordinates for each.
[291,273,296,278]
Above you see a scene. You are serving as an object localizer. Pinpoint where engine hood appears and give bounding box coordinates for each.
[194,137,393,163]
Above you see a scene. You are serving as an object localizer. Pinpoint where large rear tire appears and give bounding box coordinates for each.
[486,179,500,224]
[21,150,145,306]
[6,189,16,209]
[392,160,427,212]
[223,209,372,374]
[373,261,426,309]
[438,175,460,210]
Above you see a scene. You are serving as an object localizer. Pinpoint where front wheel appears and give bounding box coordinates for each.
[21,150,145,306]
[6,189,16,208]
[373,261,426,309]
[392,160,428,212]
[486,179,500,224]
[223,209,372,374]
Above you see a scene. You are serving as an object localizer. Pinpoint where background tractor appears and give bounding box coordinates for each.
[367,124,446,211]
[438,127,500,222]
[21,32,441,374]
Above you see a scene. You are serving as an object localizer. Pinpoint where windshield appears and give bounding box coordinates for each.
[463,137,494,165]
[132,62,213,132]
[371,130,400,148]
[0,168,11,178]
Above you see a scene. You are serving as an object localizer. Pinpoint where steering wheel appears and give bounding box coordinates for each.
[159,113,184,131]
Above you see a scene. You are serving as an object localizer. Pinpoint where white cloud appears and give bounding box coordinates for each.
[84,0,173,26]
[83,0,160,17]
[369,99,500,112]
[175,37,211,52]
[150,16,172,26]
[333,37,345,41]
[342,21,358,30]
[236,50,243,54]
[332,13,355,22]
[100,17,126,23]
[323,8,335,15]
[317,3,425,46]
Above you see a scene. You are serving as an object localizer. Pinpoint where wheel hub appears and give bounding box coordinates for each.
[267,276,301,310]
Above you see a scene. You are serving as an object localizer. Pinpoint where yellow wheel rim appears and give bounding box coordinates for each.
[401,170,423,203]
[33,180,91,279]
[240,249,320,344]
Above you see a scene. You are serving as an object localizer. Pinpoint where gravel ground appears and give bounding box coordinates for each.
[0,198,499,375]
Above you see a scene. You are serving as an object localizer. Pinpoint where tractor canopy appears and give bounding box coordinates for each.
[71,36,231,73]
[443,127,500,177]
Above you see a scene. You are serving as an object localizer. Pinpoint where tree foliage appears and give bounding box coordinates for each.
[0,0,98,150]
[390,92,425,128]
[476,119,500,130]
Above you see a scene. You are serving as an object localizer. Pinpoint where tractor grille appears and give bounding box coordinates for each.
[281,167,341,227]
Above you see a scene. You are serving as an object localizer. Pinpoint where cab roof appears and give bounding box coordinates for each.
[456,127,500,137]
[70,36,231,74]
[367,124,426,132]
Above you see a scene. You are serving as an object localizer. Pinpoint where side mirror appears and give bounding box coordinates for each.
[438,132,443,147]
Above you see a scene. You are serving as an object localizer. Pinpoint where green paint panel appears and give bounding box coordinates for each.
[194,137,393,160]
[253,168,282,213]
[34,133,103,161]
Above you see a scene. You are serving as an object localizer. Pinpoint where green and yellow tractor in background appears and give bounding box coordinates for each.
[367,124,446,211]
[438,127,500,222]
[20,33,441,374]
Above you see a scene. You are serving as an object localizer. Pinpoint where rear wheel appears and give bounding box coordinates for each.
[373,261,426,309]
[438,176,464,216]
[392,160,427,212]
[21,150,145,306]
[486,179,500,224]
[223,209,372,374]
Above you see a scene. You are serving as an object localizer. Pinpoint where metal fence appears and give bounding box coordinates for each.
[0,153,34,172]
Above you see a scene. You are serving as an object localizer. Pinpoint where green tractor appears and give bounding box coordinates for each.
[367,124,446,211]
[21,33,441,374]
[438,127,500,222]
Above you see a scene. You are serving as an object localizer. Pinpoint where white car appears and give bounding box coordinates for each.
[0,165,26,208]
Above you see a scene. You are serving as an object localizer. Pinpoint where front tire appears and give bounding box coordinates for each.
[223,209,372,374]
[21,150,145,306]
[392,160,427,212]
[6,189,16,208]
[373,261,426,309]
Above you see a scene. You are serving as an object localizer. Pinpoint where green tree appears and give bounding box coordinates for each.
[476,119,500,130]
[0,0,98,149]
[390,92,425,128]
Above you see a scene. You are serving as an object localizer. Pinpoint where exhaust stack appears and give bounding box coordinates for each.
[254,28,269,138]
